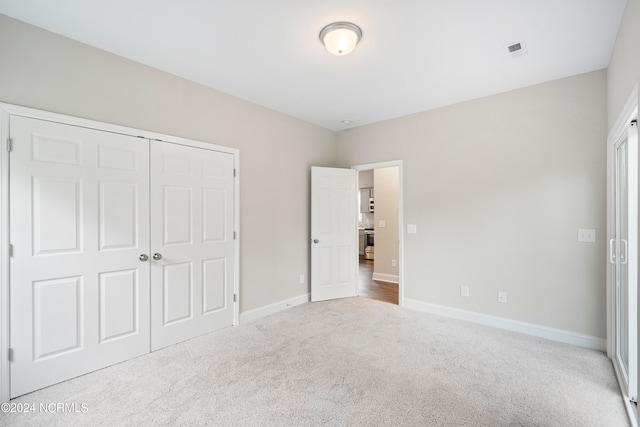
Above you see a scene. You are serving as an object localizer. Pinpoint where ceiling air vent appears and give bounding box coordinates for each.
[505,40,527,58]
[507,43,522,53]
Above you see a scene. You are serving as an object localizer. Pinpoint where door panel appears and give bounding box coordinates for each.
[311,167,357,302]
[150,141,234,350]
[33,177,82,255]
[99,269,139,342]
[99,182,138,250]
[33,276,82,360]
[9,116,151,398]
[163,186,192,245]
[162,262,193,325]
[203,258,226,313]
[613,122,638,402]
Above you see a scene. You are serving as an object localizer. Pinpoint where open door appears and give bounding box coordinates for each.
[311,167,358,302]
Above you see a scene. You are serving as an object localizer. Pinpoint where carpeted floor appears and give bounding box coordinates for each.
[1,297,630,426]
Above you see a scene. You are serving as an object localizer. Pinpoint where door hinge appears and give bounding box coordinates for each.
[233,294,237,303]
[6,138,12,152]
[8,243,13,258]
[233,168,237,178]
[8,348,13,362]
[233,231,237,240]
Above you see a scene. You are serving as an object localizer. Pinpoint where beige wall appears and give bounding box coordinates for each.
[0,15,338,312]
[0,12,618,339]
[373,167,399,280]
[359,170,374,188]
[607,0,640,130]
[338,70,608,338]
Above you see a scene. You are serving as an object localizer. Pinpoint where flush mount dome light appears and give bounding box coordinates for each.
[319,22,362,56]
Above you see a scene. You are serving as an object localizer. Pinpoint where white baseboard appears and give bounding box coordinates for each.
[371,273,399,284]
[403,298,606,351]
[240,293,309,324]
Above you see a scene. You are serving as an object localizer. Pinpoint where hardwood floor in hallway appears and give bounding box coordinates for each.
[358,259,398,305]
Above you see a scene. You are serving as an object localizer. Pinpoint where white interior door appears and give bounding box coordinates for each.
[613,120,638,402]
[311,167,357,302]
[9,116,150,397]
[150,141,235,350]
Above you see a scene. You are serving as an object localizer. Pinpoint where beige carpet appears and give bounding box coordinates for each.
[1,297,630,426]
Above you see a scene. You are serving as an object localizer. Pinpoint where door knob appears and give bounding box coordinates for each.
[139,254,149,262]
[312,239,319,244]
[153,253,163,260]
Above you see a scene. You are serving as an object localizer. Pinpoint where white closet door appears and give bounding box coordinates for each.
[9,116,150,398]
[150,141,234,351]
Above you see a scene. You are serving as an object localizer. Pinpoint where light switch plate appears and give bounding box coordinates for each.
[407,224,417,234]
[378,220,385,228]
[578,228,596,243]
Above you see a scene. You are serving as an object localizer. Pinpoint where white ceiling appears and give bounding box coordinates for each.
[0,0,628,131]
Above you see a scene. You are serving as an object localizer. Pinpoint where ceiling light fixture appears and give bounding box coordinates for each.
[319,22,362,56]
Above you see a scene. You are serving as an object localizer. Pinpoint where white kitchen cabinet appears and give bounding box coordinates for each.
[359,188,374,213]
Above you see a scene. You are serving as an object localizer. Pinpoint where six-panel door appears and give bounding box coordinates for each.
[310,167,358,302]
[9,116,151,397]
[9,116,236,397]
[149,141,235,351]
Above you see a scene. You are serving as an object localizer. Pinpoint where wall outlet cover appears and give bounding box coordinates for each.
[577,228,596,243]
[498,291,507,303]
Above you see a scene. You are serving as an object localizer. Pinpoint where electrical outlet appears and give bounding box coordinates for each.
[460,285,469,297]
[578,228,596,243]
[299,274,305,284]
[391,260,397,267]
[378,220,386,228]
[498,291,507,303]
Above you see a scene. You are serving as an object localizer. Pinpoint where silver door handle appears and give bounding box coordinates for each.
[609,238,616,264]
[312,239,319,244]
[139,254,149,262]
[153,253,163,260]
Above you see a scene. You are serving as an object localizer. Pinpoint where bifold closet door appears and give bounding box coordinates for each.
[149,141,235,351]
[9,116,151,398]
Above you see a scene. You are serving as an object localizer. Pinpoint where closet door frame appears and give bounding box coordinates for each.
[0,103,240,403]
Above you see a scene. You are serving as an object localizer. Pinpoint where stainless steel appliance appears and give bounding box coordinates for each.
[364,229,374,260]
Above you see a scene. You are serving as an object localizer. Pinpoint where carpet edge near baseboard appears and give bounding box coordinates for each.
[403,298,606,351]
[239,293,310,324]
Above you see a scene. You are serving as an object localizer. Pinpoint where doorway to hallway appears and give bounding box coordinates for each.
[353,161,403,306]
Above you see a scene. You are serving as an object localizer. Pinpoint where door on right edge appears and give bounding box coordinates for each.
[613,119,638,403]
